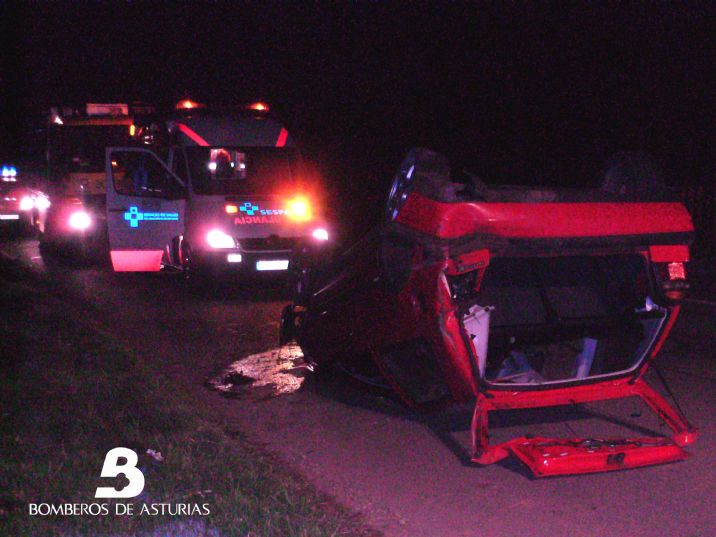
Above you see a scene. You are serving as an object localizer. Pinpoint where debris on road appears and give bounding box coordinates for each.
[205,344,307,398]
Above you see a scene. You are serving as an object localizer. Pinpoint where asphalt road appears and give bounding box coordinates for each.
[3,235,715,537]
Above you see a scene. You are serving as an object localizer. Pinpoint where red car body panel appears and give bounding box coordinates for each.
[289,148,697,476]
[396,192,694,240]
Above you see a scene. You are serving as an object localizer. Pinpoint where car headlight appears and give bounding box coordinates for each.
[206,229,235,249]
[68,211,92,230]
[19,196,34,211]
[35,196,51,211]
[312,227,329,241]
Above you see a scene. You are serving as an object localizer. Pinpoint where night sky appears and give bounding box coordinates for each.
[2,3,715,230]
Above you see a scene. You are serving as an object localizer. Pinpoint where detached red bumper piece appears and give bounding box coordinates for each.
[471,377,697,476]
[286,147,698,477]
[509,437,687,477]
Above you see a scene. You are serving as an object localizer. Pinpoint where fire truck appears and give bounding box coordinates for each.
[40,102,153,261]
[42,100,328,273]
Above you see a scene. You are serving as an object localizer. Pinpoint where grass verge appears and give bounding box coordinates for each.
[0,255,378,537]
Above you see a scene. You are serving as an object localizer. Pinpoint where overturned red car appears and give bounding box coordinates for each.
[281,148,697,477]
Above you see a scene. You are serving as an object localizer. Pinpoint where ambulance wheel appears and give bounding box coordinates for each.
[179,240,193,276]
[179,241,205,284]
[77,229,109,267]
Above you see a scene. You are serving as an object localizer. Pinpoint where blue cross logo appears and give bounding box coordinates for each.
[124,206,144,228]
[122,205,178,228]
[240,202,259,216]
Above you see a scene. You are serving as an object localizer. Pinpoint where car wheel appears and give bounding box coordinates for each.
[306,356,338,383]
[601,152,667,196]
[385,150,419,222]
[279,304,296,345]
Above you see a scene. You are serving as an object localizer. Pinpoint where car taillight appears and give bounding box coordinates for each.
[656,261,688,301]
[667,262,686,280]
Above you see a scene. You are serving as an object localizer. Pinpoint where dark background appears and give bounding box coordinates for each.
[2,3,715,236]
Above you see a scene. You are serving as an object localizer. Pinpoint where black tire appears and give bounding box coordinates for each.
[179,240,193,276]
[76,227,109,267]
[177,241,209,291]
[279,304,296,345]
[38,221,62,266]
[601,152,666,196]
[306,356,339,383]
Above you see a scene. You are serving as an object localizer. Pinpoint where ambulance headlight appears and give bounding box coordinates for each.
[68,211,92,230]
[19,196,34,211]
[206,229,235,249]
[312,227,329,241]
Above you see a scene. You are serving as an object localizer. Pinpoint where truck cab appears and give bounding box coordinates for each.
[105,102,329,273]
[40,103,153,261]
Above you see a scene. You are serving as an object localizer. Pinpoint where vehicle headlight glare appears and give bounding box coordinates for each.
[206,229,235,249]
[68,211,91,230]
[312,227,329,241]
[19,196,34,211]
[35,196,51,211]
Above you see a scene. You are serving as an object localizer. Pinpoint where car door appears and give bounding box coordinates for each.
[105,147,187,271]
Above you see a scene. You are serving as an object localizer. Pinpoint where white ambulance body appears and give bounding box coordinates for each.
[106,104,328,274]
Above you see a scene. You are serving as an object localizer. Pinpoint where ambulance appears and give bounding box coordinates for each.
[106,101,328,274]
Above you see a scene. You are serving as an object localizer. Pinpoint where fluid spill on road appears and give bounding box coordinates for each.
[206,344,307,398]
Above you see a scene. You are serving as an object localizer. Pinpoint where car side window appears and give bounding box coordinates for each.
[111,150,185,199]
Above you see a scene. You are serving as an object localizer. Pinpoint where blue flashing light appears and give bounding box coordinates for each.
[2,166,18,178]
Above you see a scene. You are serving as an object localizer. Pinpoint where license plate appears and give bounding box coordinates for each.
[256,259,289,271]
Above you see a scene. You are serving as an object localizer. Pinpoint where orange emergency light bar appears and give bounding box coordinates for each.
[247,102,270,113]
[176,99,204,110]
[285,196,312,222]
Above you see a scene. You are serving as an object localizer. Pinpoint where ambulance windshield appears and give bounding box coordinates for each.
[186,147,297,195]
